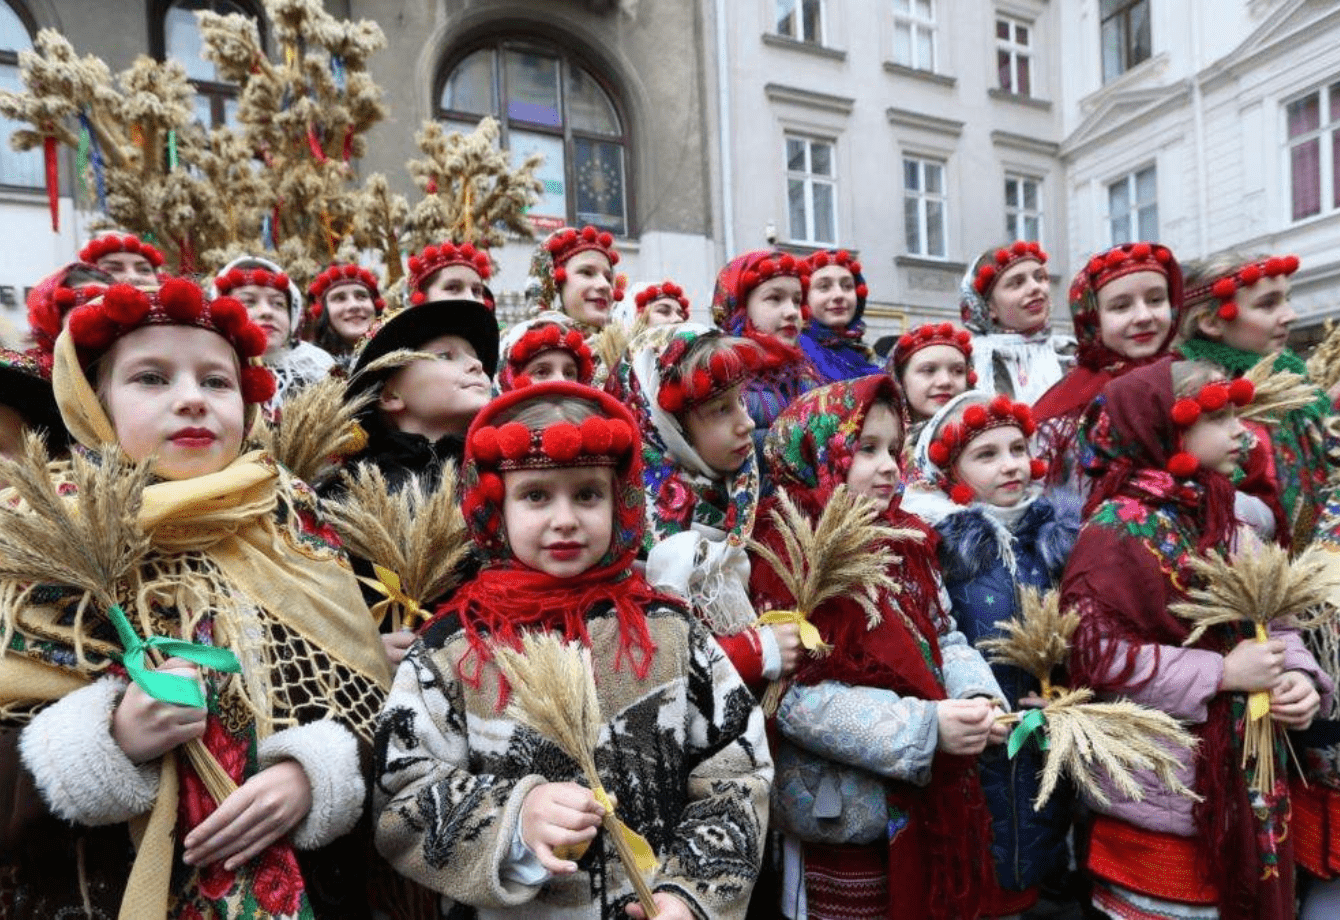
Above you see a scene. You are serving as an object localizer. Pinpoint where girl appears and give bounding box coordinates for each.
[0,279,392,918]
[25,261,112,367]
[406,239,493,306]
[0,347,67,469]
[306,263,387,369]
[525,225,625,332]
[1064,357,1328,920]
[78,232,164,287]
[751,374,1005,920]
[496,316,596,393]
[960,240,1071,403]
[606,322,800,690]
[886,322,977,470]
[372,380,772,920]
[799,249,881,383]
[1034,241,1183,495]
[710,251,819,477]
[212,255,335,416]
[903,391,1080,916]
[634,280,691,329]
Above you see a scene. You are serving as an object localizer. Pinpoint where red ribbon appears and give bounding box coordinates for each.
[341,128,353,163]
[44,135,59,232]
[306,126,326,162]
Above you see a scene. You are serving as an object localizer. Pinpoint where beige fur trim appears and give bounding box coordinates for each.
[257,719,364,849]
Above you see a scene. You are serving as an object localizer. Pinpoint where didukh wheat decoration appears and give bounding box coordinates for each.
[747,485,913,714]
[1307,319,1340,393]
[255,375,373,489]
[1238,354,1324,424]
[492,633,661,917]
[983,588,1199,810]
[1169,541,1340,796]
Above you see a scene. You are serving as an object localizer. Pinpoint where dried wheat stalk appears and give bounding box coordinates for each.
[1308,319,1340,393]
[1238,355,1322,424]
[978,587,1077,695]
[492,633,660,917]
[590,322,630,373]
[256,375,373,488]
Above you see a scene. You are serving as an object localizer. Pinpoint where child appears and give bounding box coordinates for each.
[710,251,819,477]
[525,225,625,332]
[306,263,387,369]
[0,279,392,917]
[960,240,1072,403]
[1064,357,1329,920]
[372,380,772,919]
[799,249,881,383]
[406,239,493,306]
[212,255,335,415]
[887,322,977,470]
[0,347,68,471]
[634,280,691,329]
[496,315,596,393]
[1034,241,1183,495]
[606,322,800,689]
[750,374,1005,920]
[24,261,112,365]
[903,391,1079,916]
[78,232,164,286]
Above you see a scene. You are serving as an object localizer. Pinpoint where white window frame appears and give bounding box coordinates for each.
[1100,0,1151,84]
[1285,80,1340,223]
[776,0,824,44]
[903,155,947,258]
[0,1,39,188]
[1004,173,1042,242]
[891,0,936,73]
[1107,164,1158,245]
[995,13,1032,96]
[785,134,838,245]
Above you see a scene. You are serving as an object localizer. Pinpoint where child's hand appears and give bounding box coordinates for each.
[986,705,1010,745]
[935,698,994,755]
[520,781,605,875]
[182,760,312,870]
[1221,637,1286,692]
[111,656,207,764]
[1271,670,1321,730]
[768,623,803,678]
[626,891,694,919]
[381,630,416,666]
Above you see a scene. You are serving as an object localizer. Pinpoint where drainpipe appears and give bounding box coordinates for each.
[715,0,736,257]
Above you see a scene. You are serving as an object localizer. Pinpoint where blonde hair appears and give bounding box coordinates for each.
[1170,359,1228,399]
[677,333,761,379]
[1177,249,1265,342]
[494,394,604,428]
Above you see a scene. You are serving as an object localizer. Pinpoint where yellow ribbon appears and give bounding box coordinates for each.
[358,564,427,628]
[1249,623,1271,721]
[592,785,658,877]
[284,43,297,68]
[754,609,831,654]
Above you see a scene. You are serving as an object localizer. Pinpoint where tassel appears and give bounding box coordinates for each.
[261,212,275,251]
[43,135,59,232]
[341,127,353,162]
[330,54,346,92]
[78,111,106,212]
[167,129,178,172]
[270,205,282,245]
[76,125,90,208]
[306,125,326,162]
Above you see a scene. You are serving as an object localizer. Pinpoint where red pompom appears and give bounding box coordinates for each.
[1198,383,1229,412]
[1087,256,1106,275]
[102,285,150,325]
[937,322,954,336]
[563,329,586,351]
[581,417,613,454]
[581,226,598,242]
[690,368,713,396]
[1170,398,1201,427]
[994,248,1011,265]
[1105,250,1127,269]
[608,420,633,454]
[240,365,276,404]
[410,291,426,306]
[1211,278,1238,300]
[470,427,502,465]
[897,334,914,350]
[160,278,203,322]
[950,483,976,505]
[928,441,951,467]
[542,423,583,463]
[658,382,685,413]
[709,351,732,380]
[967,370,979,386]
[988,394,1013,416]
[855,283,868,298]
[513,374,534,389]
[1264,257,1285,276]
[235,324,268,359]
[497,422,533,461]
[941,424,961,449]
[1238,265,1262,286]
[477,472,504,506]
[1283,255,1300,273]
[1029,458,1049,480]
[962,404,989,429]
[1011,240,1029,256]
[1167,452,1200,479]
[67,307,118,351]
[54,287,77,309]
[1130,242,1152,260]
[540,324,562,347]
[1217,302,1239,321]
[210,296,248,334]
[1228,378,1255,405]
[553,267,567,286]
[613,287,625,301]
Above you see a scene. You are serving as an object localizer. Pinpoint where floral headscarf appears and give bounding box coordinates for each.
[799,250,880,383]
[710,250,809,336]
[523,225,624,327]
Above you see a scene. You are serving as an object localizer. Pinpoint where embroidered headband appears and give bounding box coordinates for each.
[740,252,810,294]
[635,281,690,317]
[78,234,165,269]
[972,240,1047,298]
[407,241,494,305]
[892,322,978,386]
[66,280,276,405]
[214,266,292,300]
[656,334,762,413]
[1184,255,1300,322]
[1166,378,1255,478]
[307,264,385,316]
[506,322,595,387]
[469,414,635,473]
[1078,241,1175,294]
[926,394,1045,504]
[807,249,869,299]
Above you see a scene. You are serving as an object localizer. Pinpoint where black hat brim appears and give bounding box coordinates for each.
[347,298,500,400]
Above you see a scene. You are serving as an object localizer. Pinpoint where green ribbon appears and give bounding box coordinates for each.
[1006,708,1050,758]
[106,603,240,708]
[167,129,178,172]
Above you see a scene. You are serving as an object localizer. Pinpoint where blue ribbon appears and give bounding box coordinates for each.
[1006,708,1049,759]
[330,54,346,92]
[78,111,106,212]
[261,212,275,250]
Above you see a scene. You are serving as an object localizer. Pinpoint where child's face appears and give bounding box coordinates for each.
[324,282,376,344]
[234,284,291,359]
[503,465,614,578]
[808,265,857,329]
[1182,407,1246,476]
[380,334,490,436]
[989,259,1050,333]
[645,297,686,327]
[100,325,245,480]
[746,276,803,345]
[423,265,487,303]
[901,345,969,420]
[953,424,1031,507]
[1096,270,1171,360]
[519,349,579,383]
[95,252,157,287]
[1198,275,1295,356]
[680,382,753,476]
[560,250,615,328]
[845,402,901,510]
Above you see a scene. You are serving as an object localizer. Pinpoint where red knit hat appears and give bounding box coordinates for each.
[890,322,978,387]
[65,280,276,406]
[971,240,1048,299]
[406,241,494,305]
[1166,377,1255,478]
[635,280,690,318]
[1184,255,1300,322]
[78,234,166,270]
[306,263,385,318]
[926,394,1045,504]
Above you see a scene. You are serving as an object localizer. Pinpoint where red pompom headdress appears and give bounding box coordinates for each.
[635,280,690,318]
[65,280,277,406]
[891,322,978,387]
[926,394,1044,503]
[807,249,869,299]
[406,241,494,305]
[1183,255,1300,322]
[306,263,385,317]
[546,226,626,302]
[78,234,165,270]
[214,266,292,301]
[500,320,596,391]
[469,413,635,473]
[971,240,1048,298]
[1166,377,1254,478]
[655,333,763,414]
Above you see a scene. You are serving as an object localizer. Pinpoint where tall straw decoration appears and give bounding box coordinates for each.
[982,588,1199,810]
[0,432,241,802]
[1238,353,1324,424]
[491,632,661,917]
[747,485,911,713]
[1307,319,1340,393]
[1168,538,1340,796]
[255,374,373,489]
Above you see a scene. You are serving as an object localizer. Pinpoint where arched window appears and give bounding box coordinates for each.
[437,40,630,237]
[154,0,263,128]
[0,1,39,187]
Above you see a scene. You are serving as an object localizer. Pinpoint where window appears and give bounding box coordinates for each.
[0,1,39,187]
[891,0,935,72]
[786,135,836,245]
[903,156,946,258]
[1107,164,1157,244]
[437,41,629,237]
[1005,174,1041,241]
[1100,0,1150,83]
[996,15,1031,96]
[776,0,822,44]
[1286,80,1340,222]
[160,0,261,128]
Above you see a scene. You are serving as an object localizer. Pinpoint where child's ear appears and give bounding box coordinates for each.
[1196,311,1226,341]
[379,387,404,414]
